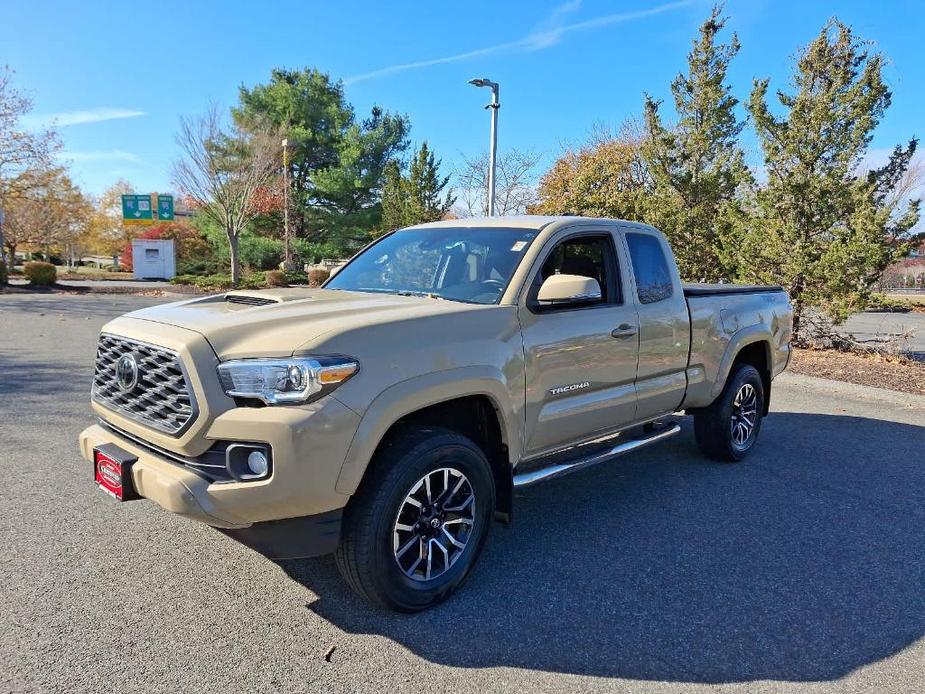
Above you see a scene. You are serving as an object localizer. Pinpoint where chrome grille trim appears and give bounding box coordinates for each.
[92,333,198,436]
[97,419,234,483]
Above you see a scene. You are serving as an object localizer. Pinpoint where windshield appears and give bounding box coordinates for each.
[325,226,538,304]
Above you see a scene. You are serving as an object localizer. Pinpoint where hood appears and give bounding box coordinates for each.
[125,288,480,359]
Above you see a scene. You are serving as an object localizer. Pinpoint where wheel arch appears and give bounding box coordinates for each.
[712,329,773,415]
[335,368,519,519]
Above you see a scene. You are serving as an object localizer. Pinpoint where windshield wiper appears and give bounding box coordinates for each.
[347,288,470,303]
[396,290,445,300]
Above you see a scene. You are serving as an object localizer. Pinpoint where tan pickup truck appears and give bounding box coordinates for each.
[79,216,792,611]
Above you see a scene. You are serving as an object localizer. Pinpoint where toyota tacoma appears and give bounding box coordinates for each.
[79,216,792,611]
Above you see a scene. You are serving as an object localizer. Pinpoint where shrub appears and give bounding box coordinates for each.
[239,272,269,289]
[240,236,283,271]
[177,257,224,276]
[170,274,197,286]
[284,270,308,285]
[265,270,288,287]
[30,252,62,265]
[24,261,57,286]
[292,239,345,265]
[171,271,274,290]
[0,260,7,286]
[307,268,330,287]
[196,274,233,289]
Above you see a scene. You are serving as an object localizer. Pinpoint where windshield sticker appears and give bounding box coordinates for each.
[511,241,528,252]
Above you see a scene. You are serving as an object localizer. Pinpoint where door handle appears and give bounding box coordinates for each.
[611,324,638,339]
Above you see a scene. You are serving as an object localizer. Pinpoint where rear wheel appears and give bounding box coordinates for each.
[694,363,765,462]
[335,427,495,611]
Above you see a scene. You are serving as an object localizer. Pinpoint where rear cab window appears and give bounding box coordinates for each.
[625,232,673,304]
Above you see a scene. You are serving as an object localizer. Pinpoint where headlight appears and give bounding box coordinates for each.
[217,356,359,405]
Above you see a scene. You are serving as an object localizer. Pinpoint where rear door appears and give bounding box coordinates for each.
[620,227,690,420]
[519,228,640,457]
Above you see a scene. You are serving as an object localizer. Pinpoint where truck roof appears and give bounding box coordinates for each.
[407,215,658,232]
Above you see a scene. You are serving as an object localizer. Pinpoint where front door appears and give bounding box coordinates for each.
[519,230,640,457]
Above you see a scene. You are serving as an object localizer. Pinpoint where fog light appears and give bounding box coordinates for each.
[225,444,272,481]
[247,450,269,476]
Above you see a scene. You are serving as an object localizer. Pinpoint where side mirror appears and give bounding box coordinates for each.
[536,274,602,306]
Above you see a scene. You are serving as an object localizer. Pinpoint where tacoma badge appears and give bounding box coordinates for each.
[550,381,590,396]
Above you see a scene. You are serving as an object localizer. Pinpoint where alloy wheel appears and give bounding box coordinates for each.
[392,467,476,582]
[730,382,758,449]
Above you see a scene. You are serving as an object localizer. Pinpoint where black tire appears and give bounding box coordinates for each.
[693,363,765,462]
[335,426,495,612]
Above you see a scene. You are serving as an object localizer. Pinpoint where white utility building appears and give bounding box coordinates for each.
[132,239,176,280]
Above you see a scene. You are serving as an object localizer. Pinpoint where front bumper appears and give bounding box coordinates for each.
[79,395,361,530]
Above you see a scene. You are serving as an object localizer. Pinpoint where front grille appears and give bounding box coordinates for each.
[92,334,197,435]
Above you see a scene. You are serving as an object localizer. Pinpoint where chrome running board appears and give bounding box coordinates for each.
[512,422,681,488]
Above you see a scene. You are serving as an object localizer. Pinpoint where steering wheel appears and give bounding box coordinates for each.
[479,279,506,292]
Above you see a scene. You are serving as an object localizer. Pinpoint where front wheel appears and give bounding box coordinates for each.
[693,363,765,462]
[335,427,495,611]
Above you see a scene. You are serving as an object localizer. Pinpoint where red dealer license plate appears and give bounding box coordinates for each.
[93,444,140,502]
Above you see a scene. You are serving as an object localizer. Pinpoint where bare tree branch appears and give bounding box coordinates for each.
[172,105,280,285]
[454,149,542,217]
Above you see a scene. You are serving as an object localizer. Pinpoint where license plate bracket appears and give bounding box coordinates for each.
[93,443,140,502]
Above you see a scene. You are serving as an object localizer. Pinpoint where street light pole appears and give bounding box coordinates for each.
[281,138,292,271]
[469,78,500,216]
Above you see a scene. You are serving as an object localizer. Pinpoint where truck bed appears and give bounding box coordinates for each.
[683,283,784,297]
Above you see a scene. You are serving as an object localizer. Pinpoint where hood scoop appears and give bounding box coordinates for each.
[224,293,280,307]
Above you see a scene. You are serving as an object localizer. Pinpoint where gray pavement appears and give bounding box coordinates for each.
[1,293,923,694]
[839,310,925,358]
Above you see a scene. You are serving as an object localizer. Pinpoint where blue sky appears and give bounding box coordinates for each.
[4,0,924,197]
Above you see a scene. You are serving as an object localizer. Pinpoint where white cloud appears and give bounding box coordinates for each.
[58,150,141,163]
[22,107,145,128]
[344,0,691,84]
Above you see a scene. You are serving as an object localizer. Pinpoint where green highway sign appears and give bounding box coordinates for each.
[122,193,173,225]
[122,194,153,225]
[157,194,174,221]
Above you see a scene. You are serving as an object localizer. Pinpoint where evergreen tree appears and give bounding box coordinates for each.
[233,68,410,250]
[642,5,750,281]
[407,141,454,224]
[377,141,454,234]
[737,19,920,339]
[379,160,407,234]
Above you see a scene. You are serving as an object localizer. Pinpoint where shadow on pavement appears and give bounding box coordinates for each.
[279,412,925,684]
[0,351,89,401]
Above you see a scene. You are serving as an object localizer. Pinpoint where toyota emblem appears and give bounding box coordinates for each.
[116,353,139,392]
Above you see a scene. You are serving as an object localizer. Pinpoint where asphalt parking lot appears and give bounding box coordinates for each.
[1,293,923,694]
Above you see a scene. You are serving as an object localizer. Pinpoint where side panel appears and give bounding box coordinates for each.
[304,307,525,496]
[682,291,792,408]
[617,227,691,420]
[334,368,520,495]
